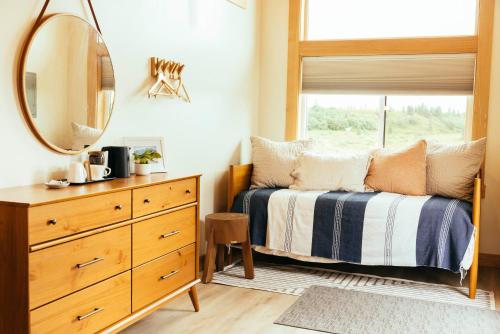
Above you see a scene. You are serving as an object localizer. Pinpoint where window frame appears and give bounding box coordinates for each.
[285,0,495,143]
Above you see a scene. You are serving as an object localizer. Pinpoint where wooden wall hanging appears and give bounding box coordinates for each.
[148,57,191,103]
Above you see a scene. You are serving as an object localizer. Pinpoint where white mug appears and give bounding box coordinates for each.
[90,165,111,181]
[68,162,87,183]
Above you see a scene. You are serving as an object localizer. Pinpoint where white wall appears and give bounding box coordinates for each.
[259,0,500,255]
[259,0,288,140]
[0,0,260,220]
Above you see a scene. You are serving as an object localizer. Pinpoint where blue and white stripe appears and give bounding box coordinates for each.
[232,189,475,274]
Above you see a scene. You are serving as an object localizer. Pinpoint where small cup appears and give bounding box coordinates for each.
[88,151,106,165]
[90,165,111,181]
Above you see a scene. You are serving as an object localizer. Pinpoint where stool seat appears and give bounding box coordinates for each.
[206,213,248,244]
[202,212,254,283]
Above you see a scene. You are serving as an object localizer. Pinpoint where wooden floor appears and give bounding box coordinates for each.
[122,259,500,334]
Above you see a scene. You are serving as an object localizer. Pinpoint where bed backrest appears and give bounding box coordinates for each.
[227,164,253,211]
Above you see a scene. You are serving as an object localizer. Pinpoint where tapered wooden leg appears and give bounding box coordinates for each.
[189,286,200,312]
[469,236,479,299]
[469,177,481,299]
[202,225,216,283]
[241,230,254,279]
[216,245,225,271]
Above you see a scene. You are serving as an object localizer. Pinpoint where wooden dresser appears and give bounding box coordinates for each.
[0,174,201,334]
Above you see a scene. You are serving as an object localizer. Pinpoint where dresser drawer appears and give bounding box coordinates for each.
[132,244,195,311]
[28,191,132,245]
[30,272,131,334]
[29,226,131,309]
[132,178,197,218]
[133,206,196,266]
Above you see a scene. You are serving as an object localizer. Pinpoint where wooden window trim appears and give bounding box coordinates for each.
[285,0,496,141]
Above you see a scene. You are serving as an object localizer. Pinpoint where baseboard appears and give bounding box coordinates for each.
[479,253,500,268]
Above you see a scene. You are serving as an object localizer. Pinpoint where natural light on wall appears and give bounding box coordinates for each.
[306,0,477,40]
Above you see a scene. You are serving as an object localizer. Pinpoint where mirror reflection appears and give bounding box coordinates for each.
[23,15,115,152]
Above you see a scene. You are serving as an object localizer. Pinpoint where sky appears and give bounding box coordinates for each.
[307,0,477,40]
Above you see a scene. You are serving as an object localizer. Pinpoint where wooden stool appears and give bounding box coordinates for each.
[202,213,254,283]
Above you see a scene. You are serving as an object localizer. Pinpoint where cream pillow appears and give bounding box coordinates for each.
[365,140,427,196]
[290,152,371,192]
[71,122,102,150]
[250,136,312,188]
[426,138,486,201]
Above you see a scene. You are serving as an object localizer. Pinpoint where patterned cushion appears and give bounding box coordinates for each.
[250,136,312,188]
[426,138,486,201]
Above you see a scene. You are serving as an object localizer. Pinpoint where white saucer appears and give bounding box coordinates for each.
[45,181,70,189]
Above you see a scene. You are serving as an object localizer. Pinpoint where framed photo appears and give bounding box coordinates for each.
[123,137,166,174]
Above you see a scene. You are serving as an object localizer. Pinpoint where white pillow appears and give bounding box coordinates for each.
[290,151,372,192]
[251,136,312,188]
[71,122,103,151]
[426,138,486,201]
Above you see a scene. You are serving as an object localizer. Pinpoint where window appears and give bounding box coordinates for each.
[306,0,477,40]
[304,94,469,152]
[385,96,469,148]
[305,95,381,152]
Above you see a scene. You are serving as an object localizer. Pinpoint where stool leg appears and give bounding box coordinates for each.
[202,225,216,283]
[241,230,254,279]
[189,286,200,312]
[216,245,225,271]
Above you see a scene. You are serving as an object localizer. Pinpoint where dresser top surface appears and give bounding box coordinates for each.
[0,173,201,207]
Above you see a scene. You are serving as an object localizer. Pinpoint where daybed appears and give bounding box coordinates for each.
[227,164,481,299]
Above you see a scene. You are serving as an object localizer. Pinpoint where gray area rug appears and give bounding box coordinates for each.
[275,285,500,334]
[212,262,495,310]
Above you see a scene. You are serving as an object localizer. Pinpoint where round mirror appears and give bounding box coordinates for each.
[19,14,115,154]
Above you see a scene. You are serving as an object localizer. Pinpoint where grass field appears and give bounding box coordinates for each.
[307,105,465,152]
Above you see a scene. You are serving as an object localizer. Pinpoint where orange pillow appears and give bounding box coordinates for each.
[365,140,427,196]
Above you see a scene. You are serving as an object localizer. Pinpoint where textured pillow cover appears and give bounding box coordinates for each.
[250,136,312,188]
[290,151,372,192]
[426,138,486,201]
[365,140,427,196]
[71,122,102,150]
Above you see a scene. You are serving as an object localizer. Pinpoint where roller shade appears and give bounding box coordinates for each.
[100,56,114,90]
[302,54,476,95]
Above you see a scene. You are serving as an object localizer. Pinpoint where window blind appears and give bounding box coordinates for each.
[100,56,114,90]
[302,54,475,95]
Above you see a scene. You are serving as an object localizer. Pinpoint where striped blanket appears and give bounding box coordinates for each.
[232,189,475,274]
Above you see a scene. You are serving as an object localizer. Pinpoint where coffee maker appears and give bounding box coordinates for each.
[101,146,130,178]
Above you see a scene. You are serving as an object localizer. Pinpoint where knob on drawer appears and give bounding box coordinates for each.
[47,219,57,226]
[185,189,192,194]
[144,199,151,204]
[115,204,123,210]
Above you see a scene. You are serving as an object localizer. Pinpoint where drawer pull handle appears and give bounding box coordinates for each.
[160,270,180,281]
[77,307,104,321]
[115,204,123,210]
[47,219,57,226]
[185,189,192,194]
[160,230,181,239]
[144,199,151,204]
[76,257,104,269]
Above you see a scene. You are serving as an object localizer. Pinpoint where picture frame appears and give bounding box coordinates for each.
[123,137,167,174]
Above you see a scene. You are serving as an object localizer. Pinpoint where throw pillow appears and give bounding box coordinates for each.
[250,136,312,188]
[365,140,427,196]
[426,138,486,201]
[290,151,371,192]
[71,122,102,151]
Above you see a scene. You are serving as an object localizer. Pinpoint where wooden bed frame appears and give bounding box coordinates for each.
[227,163,482,299]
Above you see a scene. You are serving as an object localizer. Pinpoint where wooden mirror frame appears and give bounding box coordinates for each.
[17,13,115,155]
